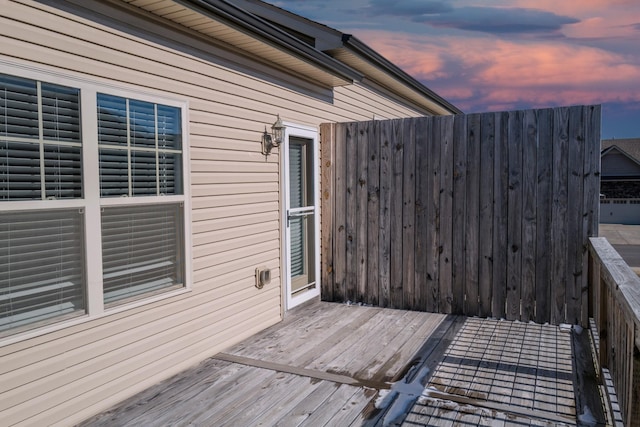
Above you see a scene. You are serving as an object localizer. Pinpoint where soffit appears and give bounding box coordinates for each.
[118,0,358,88]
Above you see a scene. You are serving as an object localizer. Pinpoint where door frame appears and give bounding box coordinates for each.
[280,121,321,310]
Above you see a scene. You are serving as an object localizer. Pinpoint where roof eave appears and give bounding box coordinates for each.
[180,0,362,86]
[337,35,462,115]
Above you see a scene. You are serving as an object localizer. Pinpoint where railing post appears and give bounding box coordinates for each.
[599,266,609,369]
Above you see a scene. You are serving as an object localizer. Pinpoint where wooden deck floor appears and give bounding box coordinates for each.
[80,301,598,427]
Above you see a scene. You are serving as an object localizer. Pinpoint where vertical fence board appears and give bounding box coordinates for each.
[583,105,601,325]
[356,122,369,303]
[465,114,481,316]
[521,109,537,322]
[506,111,523,321]
[402,119,416,310]
[478,114,504,317]
[390,120,405,308]
[367,121,380,306]
[345,122,358,302]
[320,105,600,326]
[452,115,467,315]
[414,118,430,311]
[378,121,392,307]
[320,123,335,302]
[535,109,553,323]
[567,106,586,324]
[333,123,347,302]
[426,117,441,312]
[439,116,454,314]
[551,107,570,324]
[492,112,507,319]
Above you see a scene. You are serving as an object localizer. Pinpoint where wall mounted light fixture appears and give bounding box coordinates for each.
[262,115,285,155]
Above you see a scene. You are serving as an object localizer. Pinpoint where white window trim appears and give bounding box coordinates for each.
[0,62,192,346]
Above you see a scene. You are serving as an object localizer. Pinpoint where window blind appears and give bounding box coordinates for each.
[97,94,182,197]
[102,203,184,306]
[1,74,82,200]
[289,142,304,277]
[0,209,85,335]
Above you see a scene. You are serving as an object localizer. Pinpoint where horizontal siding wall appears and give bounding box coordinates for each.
[0,1,428,425]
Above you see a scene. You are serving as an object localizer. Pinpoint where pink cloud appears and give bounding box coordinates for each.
[355,30,640,111]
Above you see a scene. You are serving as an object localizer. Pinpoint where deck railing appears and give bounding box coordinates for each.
[588,237,640,426]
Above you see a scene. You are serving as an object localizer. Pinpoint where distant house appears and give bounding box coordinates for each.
[0,0,459,425]
[601,138,640,198]
[600,138,640,224]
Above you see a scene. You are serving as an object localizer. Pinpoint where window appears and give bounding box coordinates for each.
[0,71,189,338]
[0,75,82,201]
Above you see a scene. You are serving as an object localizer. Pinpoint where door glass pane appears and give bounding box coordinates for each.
[289,137,313,209]
[287,136,317,300]
[290,214,316,294]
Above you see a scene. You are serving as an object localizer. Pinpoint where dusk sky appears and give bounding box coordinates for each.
[273,0,640,140]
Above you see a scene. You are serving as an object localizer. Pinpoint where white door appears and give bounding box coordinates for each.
[282,124,320,309]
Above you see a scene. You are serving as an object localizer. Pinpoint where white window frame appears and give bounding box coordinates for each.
[0,61,192,346]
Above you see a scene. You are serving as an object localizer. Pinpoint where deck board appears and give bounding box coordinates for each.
[79,301,599,427]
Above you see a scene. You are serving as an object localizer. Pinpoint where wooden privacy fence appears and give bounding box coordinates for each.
[588,237,640,426]
[319,105,601,326]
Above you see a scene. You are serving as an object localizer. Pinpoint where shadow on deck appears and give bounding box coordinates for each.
[80,300,605,426]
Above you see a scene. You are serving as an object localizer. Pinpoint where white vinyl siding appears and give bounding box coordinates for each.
[0,1,429,425]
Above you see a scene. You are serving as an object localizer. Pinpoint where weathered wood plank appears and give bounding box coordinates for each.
[345,122,358,303]
[414,117,430,311]
[439,115,454,314]
[551,107,570,325]
[255,379,325,427]
[367,121,381,306]
[452,114,466,315]
[378,121,392,307]
[566,106,586,325]
[353,312,445,382]
[225,302,344,360]
[465,114,481,316]
[297,385,366,427]
[521,109,537,322]
[506,110,523,321]
[582,105,601,326]
[333,123,347,302]
[488,112,503,318]
[185,367,277,425]
[402,119,416,310]
[571,327,607,426]
[390,119,405,308]
[356,121,369,303]
[426,117,441,313]
[218,373,311,427]
[320,122,335,302]
[535,108,553,324]
[273,381,338,427]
